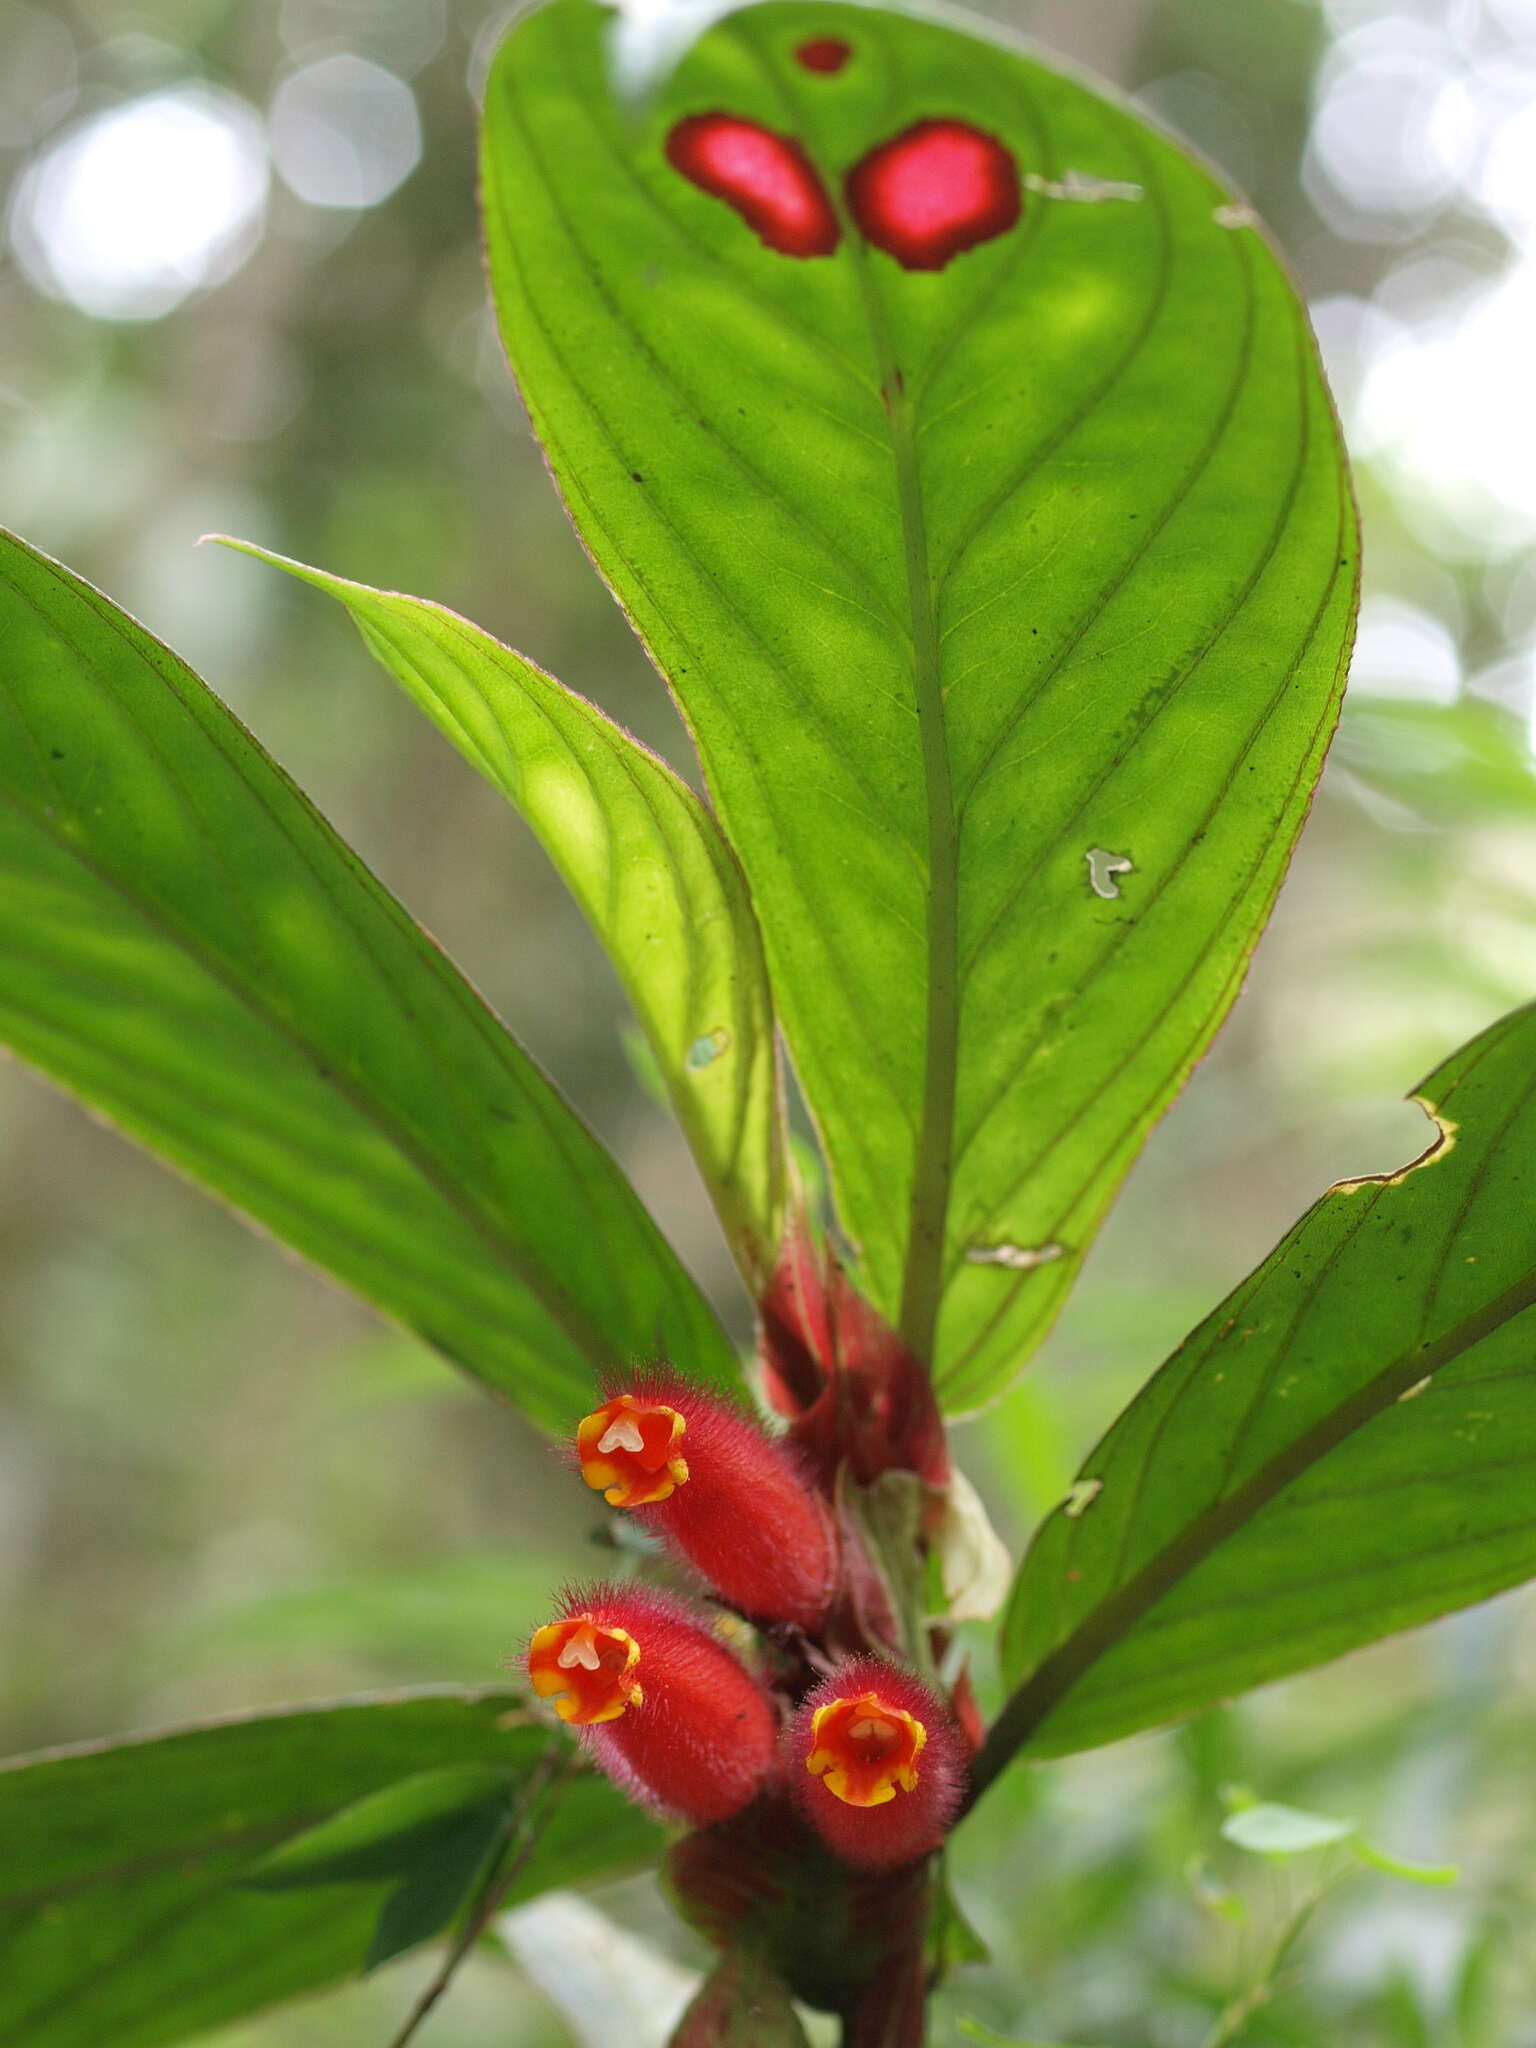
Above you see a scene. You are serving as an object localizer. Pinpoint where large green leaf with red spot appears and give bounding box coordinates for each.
[481,0,1357,1408]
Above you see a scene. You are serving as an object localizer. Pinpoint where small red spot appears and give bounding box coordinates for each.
[796,36,852,73]
[666,112,840,258]
[846,118,1021,271]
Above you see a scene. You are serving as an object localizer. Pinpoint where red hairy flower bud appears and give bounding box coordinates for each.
[524,1583,776,1825]
[785,1658,964,1871]
[575,1375,837,1630]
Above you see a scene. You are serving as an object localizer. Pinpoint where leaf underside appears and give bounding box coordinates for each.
[0,1690,660,2048]
[215,540,786,1281]
[481,0,1358,1406]
[0,530,735,1432]
[991,1004,1536,1764]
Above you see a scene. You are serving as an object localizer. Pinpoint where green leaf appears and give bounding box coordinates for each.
[0,1689,661,2048]
[0,528,736,1432]
[480,0,1356,1405]
[986,1003,1536,1766]
[362,1805,507,1972]
[927,1862,991,1974]
[211,541,785,1281]
[244,1764,518,1888]
[1351,1839,1459,1889]
[1220,1803,1355,1856]
[256,1758,573,1977]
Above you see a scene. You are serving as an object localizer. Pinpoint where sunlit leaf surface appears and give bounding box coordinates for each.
[481,0,1357,1406]
[0,530,735,1430]
[217,540,786,1279]
[988,1005,1536,1764]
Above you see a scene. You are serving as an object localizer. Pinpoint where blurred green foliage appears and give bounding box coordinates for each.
[3,1,1535,2044]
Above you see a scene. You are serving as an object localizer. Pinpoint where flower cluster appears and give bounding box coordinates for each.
[522,1369,966,1874]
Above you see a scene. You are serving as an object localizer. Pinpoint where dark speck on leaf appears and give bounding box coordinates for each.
[50,748,65,760]
[631,471,644,483]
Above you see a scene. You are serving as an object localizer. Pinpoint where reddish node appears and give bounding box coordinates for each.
[845,118,1021,271]
[796,36,853,73]
[666,112,840,258]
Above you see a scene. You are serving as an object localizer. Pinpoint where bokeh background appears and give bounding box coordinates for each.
[3,0,1535,2043]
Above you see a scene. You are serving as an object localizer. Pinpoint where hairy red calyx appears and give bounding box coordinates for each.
[526,1584,777,1824]
[577,1372,838,1630]
[526,1613,641,1725]
[787,1658,964,1871]
[806,1691,926,1807]
[577,1392,689,1506]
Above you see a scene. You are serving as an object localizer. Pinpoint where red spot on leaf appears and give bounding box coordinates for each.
[846,118,1020,271]
[666,112,840,257]
[796,36,852,73]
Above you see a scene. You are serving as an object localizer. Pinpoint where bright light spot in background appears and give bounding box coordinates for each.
[1354,254,1536,554]
[268,55,420,209]
[1349,597,1461,704]
[8,86,268,321]
[1305,19,1481,234]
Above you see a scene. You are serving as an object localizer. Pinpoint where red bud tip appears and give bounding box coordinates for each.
[577,1393,689,1506]
[787,1659,964,1871]
[526,1615,642,1725]
[525,1584,777,1826]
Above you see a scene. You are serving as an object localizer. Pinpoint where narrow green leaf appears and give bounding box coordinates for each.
[481,0,1356,1405]
[0,528,736,1431]
[1220,1804,1355,1856]
[985,1004,1536,1767]
[244,1764,516,1888]
[211,539,785,1279]
[0,1690,661,2048]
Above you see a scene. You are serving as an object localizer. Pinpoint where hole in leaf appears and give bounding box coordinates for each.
[1084,847,1134,898]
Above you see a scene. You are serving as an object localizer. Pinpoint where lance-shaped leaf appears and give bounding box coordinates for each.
[213,540,785,1279]
[480,0,1357,1406]
[978,1004,1536,1773]
[0,529,735,1431]
[0,1689,661,2048]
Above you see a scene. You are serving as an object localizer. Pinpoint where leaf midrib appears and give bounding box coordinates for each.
[727,27,958,1365]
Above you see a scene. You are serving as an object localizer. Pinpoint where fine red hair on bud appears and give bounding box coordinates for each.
[575,1374,837,1630]
[523,1583,776,1825]
[785,1658,964,1871]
